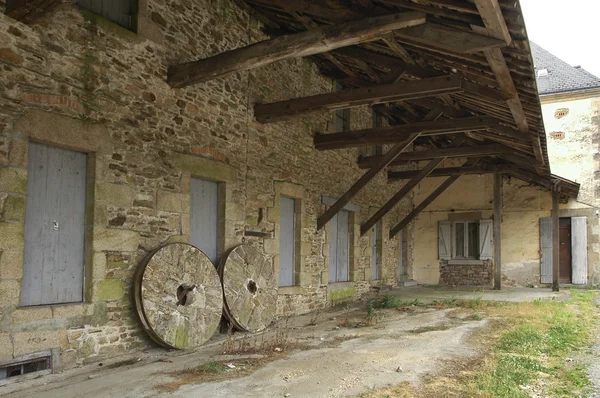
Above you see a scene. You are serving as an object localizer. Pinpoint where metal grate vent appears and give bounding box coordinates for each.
[0,356,51,380]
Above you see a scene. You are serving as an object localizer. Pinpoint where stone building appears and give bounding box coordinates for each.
[0,0,581,377]
[412,44,600,287]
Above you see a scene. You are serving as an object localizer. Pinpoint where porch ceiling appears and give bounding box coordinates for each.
[229,0,579,200]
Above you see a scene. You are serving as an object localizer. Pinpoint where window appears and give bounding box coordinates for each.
[439,220,492,261]
[371,221,382,280]
[329,210,350,282]
[21,143,87,306]
[77,0,138,31]
[334,82,351,132]
[190,178,220,264]
[279,196,297,287]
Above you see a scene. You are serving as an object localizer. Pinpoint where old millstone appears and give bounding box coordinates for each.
[133,243,223,349]
[219,245,277,333]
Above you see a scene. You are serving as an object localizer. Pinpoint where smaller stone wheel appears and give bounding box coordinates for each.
[133,243,223,349]
[219,245,277,333]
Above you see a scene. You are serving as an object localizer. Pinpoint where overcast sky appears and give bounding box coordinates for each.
[520,0,600,77]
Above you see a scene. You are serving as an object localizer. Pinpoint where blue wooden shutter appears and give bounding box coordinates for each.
[21,143,87,306]
[328,213,338,282]
[438,221,452,260]
[279,197,295,287]
[571,217,588,285]
[190,178,219,264]
[479,219,493,260]
[539,217,552,284]
[336,210,350,282]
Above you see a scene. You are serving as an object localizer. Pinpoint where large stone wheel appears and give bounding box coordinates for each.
[219,245,277,333]
[133,243,223,349]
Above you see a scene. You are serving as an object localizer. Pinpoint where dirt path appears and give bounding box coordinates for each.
[3,307,488,398]
[159,317,485,398]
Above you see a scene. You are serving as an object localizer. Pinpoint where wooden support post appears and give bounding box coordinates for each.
[494,173,503,290]
[389,159,478,238]
[167,12,426,87]
[552,183,560,292]
[316,133,419,230]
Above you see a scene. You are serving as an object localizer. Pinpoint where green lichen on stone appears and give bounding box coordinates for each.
[96,279,124,301]
[174,153,238,182]
[328,287,356,302]
[2,195,26,221]
[0,167,27,194]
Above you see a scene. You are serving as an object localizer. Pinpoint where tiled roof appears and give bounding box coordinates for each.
[531,42,600,95]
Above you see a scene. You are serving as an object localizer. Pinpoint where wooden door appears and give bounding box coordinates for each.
[559,218,572,284]
[21,143,87,306]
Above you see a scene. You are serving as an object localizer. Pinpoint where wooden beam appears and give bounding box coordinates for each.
[389,159,479,238]
[494,173,503,290]
[167,12,426,87]
[256,75,464,123]
[361,158,443,236]
[552,183,560,291]
[358,144,507,168]
[388,164,510,180]
[382,34,416,64]
[394,22,507,54]
[362,136,467,235]
[473,0,512,45]
[314,116,498,150]
[471,2,542,164]
[316,134,419,230]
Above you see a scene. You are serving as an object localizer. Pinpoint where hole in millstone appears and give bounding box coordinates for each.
[247,280,258,294]
[176,284,196,306]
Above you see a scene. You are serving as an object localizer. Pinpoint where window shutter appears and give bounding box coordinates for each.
[539,217,552,284]
[478,219,493,260]
[571,217,588,285]
[438,221,452,260]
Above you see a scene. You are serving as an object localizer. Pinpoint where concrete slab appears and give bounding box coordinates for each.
[366,286,570,304]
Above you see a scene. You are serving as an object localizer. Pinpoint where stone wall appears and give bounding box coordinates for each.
[0,0,414,369]
[439,261,492,286]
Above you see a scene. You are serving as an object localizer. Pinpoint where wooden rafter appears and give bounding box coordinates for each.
[358,144,508,168]
[389,158,480,238]
[362,157,443,236]
[255,75,463,123]
[388,164,512,180]
[314,116,498,150]
[393,22,507,54]
[472,0,544,165]
[167,11,426,87]
[316,133,419,230]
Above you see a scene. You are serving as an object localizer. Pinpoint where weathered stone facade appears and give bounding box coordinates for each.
[439,261,492,286]
[0,1,414,368]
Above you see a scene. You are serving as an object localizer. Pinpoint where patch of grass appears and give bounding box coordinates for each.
[361,289,599,398]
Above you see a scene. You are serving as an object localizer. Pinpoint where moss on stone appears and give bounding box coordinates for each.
[174,153,238,182]
[0,167,27,194]
[328,286,356,302]
[96,279,124,301]
[2,195,26,221]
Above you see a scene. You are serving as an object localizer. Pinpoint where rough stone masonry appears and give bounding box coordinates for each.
[0,0,415,369]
